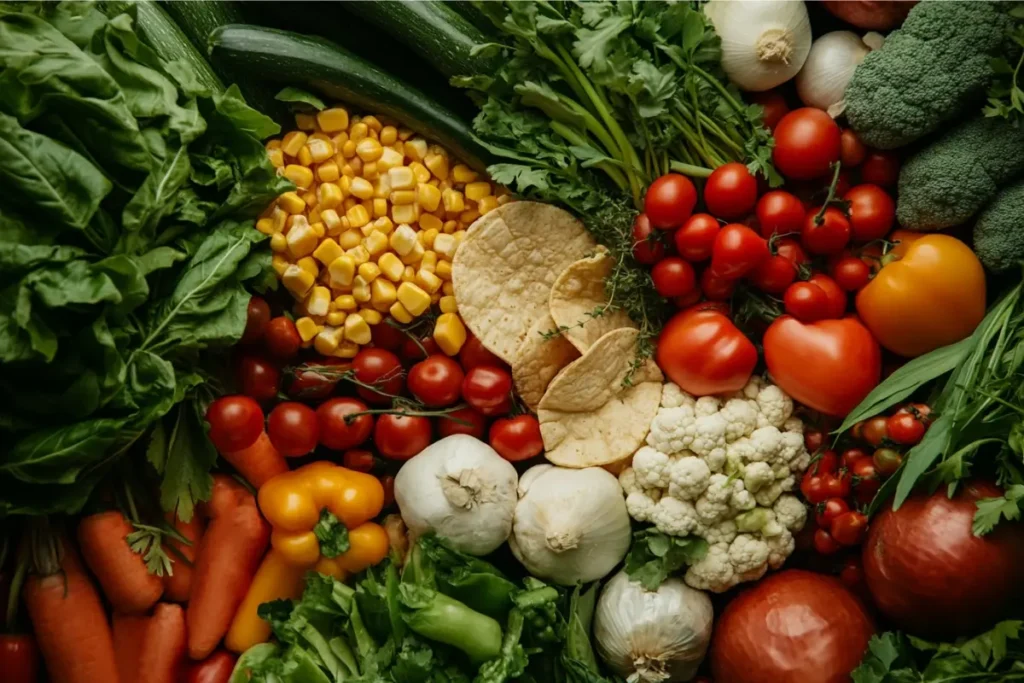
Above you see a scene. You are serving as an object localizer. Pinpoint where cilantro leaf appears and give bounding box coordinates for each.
[314,508,351,558]
[146,399,216,523]
[973,484,1024,536]
[623,528,708,590]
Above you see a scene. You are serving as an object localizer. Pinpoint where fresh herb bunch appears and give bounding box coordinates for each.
[984,5,1024,125]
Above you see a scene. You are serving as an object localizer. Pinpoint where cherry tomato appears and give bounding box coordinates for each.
[898,403,932,420]
[750,89,789,130]
[353,348,405,404]
[801,472,829,504]
[287,359,349,401]
[185,650,237,683]
[656,310,757,395]
[810,450,839,476]
[784,281,831,323]
[674,213,720,262]
[342,448,375,472]
[772,108,842,180]
[756,190,804,238]
[381,474,396,507]
[237,354,281,401]
[850,457,880,499]
[206,396,263,453]
[802,207,851,255]
[813,528,842,555]
[830,511,869,546]
[268,402,319,457]
[809,274,847,319]
[374,413,432,460]
[804,429,824,453]
[845,184,895,242]
[839,556,863,587]
[370,322,406,351]
[775,238,809,268]
[317,397,373,451]
[841,447,869,470]
[831,255,871,292]
[489,414,544,462]
[704,162,758,219]
[700,268,735,301]
[462,366,513,416]
[861,416,889,447]
[241,296,271,344]
[823,470,852,498]
[263,317,301,360]
[860,150,899,187]
[815,497,850,529]
[886,412,926,445]
[710,223,769,279]
[399,335,441,365]
[652,257,697,298]
[408,355,464,407]
[749,254,797,294]
[632,213,667,265]
[840,129,867,168]
[872,447,903,476]
[459,335,505,371]
[645,173,698,229]
[437,406,487,439]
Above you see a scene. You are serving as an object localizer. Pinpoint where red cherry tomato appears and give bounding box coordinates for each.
[674,213,720,262]
[824,470,853,498]
[886,412,926,445]
[459,335,505,371]
[830,511,869,546]
[370,322,406,351]
[700,268,736,301]
[462,366,513,416]
[704,162,758,219]
[813,528,842,555]
[839,556,864,587]
[840,129,867,168]
[810,450,839,476]
[750,89,790,130]
[381,474,396,507]
[241,296,271,344]
[408,355,464,407]
[631,213,667,265]
[802,207,851,255]
[872,447,903,476]
[860,150,900,187]
[263,317,302,360]
[850,457,881,498]
[841,447,869,470]
[656,310,757,396]
[644,173,698,229]
[748,254,797,294]
[801,473,829,504]
[861,416,889,447]
[437,406,488,439]
[710,223,769,279]
[374,413,432,460]
[317,397,373,451]
[804,429,824,453]
[237,354,281,401]
[756,190,804,238]
[652,257,697,298]
[775,238,809,267]
[353,348,405,404]
[399,335,440,365]
[342,448,375,472]
[185,650,237,683]
[489,414,544,462]
[206,396,264,453]
[784,282,831,323]
[831,255,871,292]
[809,274,847,319]
[268,402,319,457]
[772,108,842,180]
[815,497,850,529]
[845,184,895,242]
[287,358,349,401]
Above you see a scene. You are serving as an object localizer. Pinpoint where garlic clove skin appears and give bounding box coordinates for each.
[796,31,879,113]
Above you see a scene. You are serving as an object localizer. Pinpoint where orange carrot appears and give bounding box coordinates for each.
[163,513,204,603]
[201,475,251,520]
[137,603,187,683]
[221,431,288,488]
[24,538,120,683]
[113,613,149,683]
[78,511,163,614]
[186,496,270,660]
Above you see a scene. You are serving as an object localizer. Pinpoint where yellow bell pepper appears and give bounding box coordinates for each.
[225,550,306,653]
[257,462,389,570]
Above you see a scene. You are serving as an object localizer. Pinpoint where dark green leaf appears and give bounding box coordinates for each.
[215,84,280,140]
[624,528,708,590]
[275,86,327,112]
[147,399,216,523]
[313,508,352,558]
[120,145,191,247]
[973,484,1024,536]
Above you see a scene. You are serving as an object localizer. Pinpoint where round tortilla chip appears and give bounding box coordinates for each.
[512,313,580,411]
[452,202,596,363]
[549,248,636,353]
[538,328,663,468]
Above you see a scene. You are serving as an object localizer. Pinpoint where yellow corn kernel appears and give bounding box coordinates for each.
[390,190,416,205]
[269,232,288,253]
[415,269,442,294]
[361,115,382,132]
[297,145,313,167]
[452,164,479,184]
[431,291,442,304]
[295,316,320,342]
[392,140,405,156]
[321,209,342,235]
[459,209,480,225]
[388,224,418,256]
[387,166,416,191]
[346,204,371,229]
[349,122,369,142]
[308,205,322,224]
[372,175,392,200]
[286,218,318,258]
[349,177,374,200]
[337,175,351,197]
[464,180,492,201]
[363,231,389,257]
[389,301,413,324]
[399,241,425,266]
[420,250,438,273]
[424,151,449,180]
[297,257,319,276]
[372,198,388,218]
[453,230,467,244]
[436,259,453,281]
[318,107,350,133]
[341,140,357,160]
[311,238,343,266]
[328,254,356,288]
[421,228,439,250]
[346,245,371,266]
[439,295,458,314]
[331,340,357,358]
[283,265,315,297]
[397,282,431,316]
[442,189,465,214]
[392,203,419,225]
[352,276,372,303]
[404,138,428,163]
[267,148,284,168]
[378,252,404,281]
[294,113,317,131]
[310,222,325,239]
[356,138,383,162]
[335,294,357,311]
[360,307,383,325]
[317,182,343,210]
[309,132,331,143]
[317,160,340,183]
[314,325,345,355]
[301,189,318,209]
[477,195,500,216]
[344,312,372,345]
[256,217,276,235]
[282,131,308,157]
[306,286,331,317]
[433,233,458,260]
[409,161,432,185]
[307,139,334,164]
[378,146,403,173]
[372,217,394,235]
[433,312,467,356]
[402,265,417,282]
[416,184,442,214]
[377,125,397,146]
[442,219,458,234]
[267,139,283,151]
[369,278,397,311]
[331,131,349,150]
[279,192,306,214]
[357,262,381,283]
[442,281,455,297]
[272,254,290,276]
[362,161,379,181]
[326,311,348,327]
[418,212,443,234]
[338,229,362,250]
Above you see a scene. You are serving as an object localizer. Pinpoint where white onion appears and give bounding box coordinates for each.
[796,31,884,116]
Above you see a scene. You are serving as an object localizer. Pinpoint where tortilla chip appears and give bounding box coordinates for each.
[452,202,596,363]
[549,248,636,353]
[512,313,580,411]
[538,328,663,468]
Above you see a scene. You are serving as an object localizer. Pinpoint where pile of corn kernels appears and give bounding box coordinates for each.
[258,106,508,359]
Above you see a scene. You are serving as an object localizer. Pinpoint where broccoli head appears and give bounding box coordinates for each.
[973,180,1024,274]
[897,116,1024,231]
[844,1,1013,149]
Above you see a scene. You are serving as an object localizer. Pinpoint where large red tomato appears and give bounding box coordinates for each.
[763,316,881,416]
[710,570,875,683]
[772,108,842,180]
[863,481,1024,639]
[656,310,757,396]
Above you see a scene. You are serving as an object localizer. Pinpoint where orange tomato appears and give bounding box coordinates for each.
[856,234,985,357]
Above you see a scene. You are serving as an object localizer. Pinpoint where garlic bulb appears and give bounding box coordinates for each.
[509,465,630,585]
[394,434,518,556]
[797,31,884,116]
[703,0,811,92]
[594,571,714,683]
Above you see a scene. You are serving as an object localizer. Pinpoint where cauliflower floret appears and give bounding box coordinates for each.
[778,431,805,464]
[720,398,760,441]
[704,447,727,473]
[684,543,737,593]
[632,447,675,489]
[742,461,775,493]
[702,519,737,545]
[755,384,794,429]
[748,426,783,464]
[618,467,640,495]
[783,416,804,433]
[690,414,728,458]
[667,456,711,501]
[737,564,769,583]
[646,405,695,455]
[625,489,661,523]
[762,519,785,537]
[740,375,764,400]
[730,485,757,512]
[726,436,756,465]
[753,475,794,507]
[694,396,722,417]
[702,474,735,503]
[728,534,770,574]
[661,383,694,409]
[773,494,808,532]
[695,474,737,524]
[765,529,795,569]
[652,497,700,536]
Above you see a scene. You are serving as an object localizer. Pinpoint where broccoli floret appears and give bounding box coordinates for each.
[896,116,1024,231]
[973,180,1024,273]
[844,1,1013,149]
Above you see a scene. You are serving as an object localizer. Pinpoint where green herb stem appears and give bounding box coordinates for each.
[549,121,629,191]
[669,160,713,178]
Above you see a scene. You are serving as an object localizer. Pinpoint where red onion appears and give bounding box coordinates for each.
[710,570,875,683]
[821,1,918,31]
[862,480,1024,639]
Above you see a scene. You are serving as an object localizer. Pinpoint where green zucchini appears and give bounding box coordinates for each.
[207,25,494,171]
[346,0,498,78]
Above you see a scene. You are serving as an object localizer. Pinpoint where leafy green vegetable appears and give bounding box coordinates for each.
[146,397,217,524]
[984,6,1024,125]
[312,509,351,558]
[276,86,327,111]
[624,527,708,590]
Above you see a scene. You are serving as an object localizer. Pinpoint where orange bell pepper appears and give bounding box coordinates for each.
[257,462,389,570]
[856,234,986,357]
